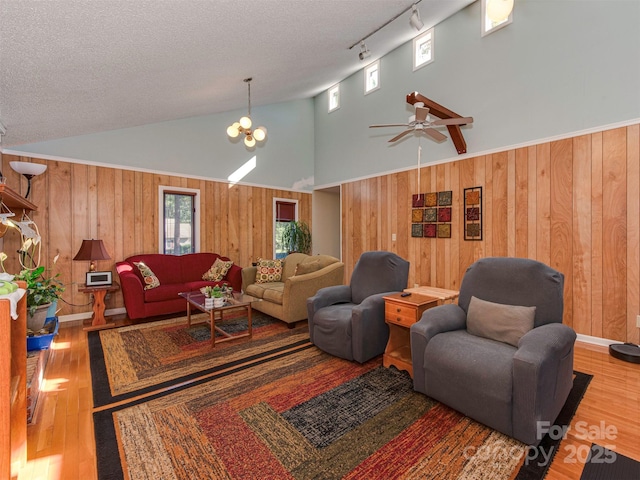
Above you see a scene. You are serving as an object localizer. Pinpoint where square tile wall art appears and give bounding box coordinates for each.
[410,191,452,239]
[464,187,482,241]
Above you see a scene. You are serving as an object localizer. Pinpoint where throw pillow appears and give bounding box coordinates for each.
[466,296,536,347]
[294,259,322,276]
[133,261,160,290]
[255,258,283,284]
[202,258,233,281]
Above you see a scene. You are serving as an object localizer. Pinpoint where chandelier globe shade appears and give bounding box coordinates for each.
[486,0,514,22]
[227,78,267,148]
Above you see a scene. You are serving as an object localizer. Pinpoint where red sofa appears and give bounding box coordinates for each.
[116,253,242,320]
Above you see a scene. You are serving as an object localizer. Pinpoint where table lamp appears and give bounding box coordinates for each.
[73,239,112,286]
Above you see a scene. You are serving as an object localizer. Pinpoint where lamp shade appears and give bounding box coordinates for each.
[73,239,111,271]
[10,161,47,176]
[486,0,514,22]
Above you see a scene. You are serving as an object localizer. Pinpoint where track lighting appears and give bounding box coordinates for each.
[409,4,424,31]
[358,41,371,61]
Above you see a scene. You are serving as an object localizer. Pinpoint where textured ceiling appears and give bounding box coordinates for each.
[0,0,474,147]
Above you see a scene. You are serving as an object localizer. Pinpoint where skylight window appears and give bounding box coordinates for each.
[364,60,380,94]
[413,28,434,71]
[328,84,340,112]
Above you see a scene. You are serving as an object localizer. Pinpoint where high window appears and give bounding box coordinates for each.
[328,84,340,112]
[364,60,380,94]
[413,28,435,71]
[273,199,298,259]
[159,186,200,254]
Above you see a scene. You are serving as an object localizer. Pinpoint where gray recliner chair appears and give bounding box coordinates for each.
[410,257,576,446]
[307,251,410,363]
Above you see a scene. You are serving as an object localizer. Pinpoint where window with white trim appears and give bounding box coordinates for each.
[328,84,340,112]
[481,0,513,37]
[413,28,434,71]
[158,186,201,254]
[273,198,298,259]
[364,60,380,94]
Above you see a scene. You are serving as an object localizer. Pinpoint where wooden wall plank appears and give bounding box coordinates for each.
[626,125,639,344]
[602,128,627,341]
[536,143,551,264]
[514,148,528,259]
[591,133,604,338]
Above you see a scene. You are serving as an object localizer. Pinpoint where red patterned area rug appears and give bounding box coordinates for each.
[93,342,591,480]
[88,311,307,407]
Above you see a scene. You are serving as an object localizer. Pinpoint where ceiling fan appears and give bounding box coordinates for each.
[370,102,473,144]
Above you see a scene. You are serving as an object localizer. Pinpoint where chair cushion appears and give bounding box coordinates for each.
[262,285,285,304]
[255,258,283,284]
[202,258,233,281]
[294,259,322,276]
[467,296,536,347]
[133,261,160,290]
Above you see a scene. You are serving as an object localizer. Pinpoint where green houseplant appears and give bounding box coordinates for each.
[281,220,312,255]
[15,265,65,330]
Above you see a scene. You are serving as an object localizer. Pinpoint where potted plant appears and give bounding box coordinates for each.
[281,220,312,255]
[15,265,65,331]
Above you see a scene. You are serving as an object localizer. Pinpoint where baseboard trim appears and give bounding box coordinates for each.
[576,333,620,348]
[59,307,127,323]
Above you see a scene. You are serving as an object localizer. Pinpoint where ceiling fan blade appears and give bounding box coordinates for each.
[423,128,447,142]
[389,129,413,142]
[415,107,429,123]
[432,116,474,126]
[369,123,410,128]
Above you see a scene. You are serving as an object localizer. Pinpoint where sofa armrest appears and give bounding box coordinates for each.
[224,264,243,292]
[351,292,392,363]
[115,261,146,320]
[241,266,257,292]
[512,323,577,445]
[281,262,345,323]
[410,304,467,393]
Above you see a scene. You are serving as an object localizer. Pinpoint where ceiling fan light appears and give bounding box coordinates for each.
[253,127,267,142]
[239,116,252,129]
[227,124,240,138]
[486,0,514,22]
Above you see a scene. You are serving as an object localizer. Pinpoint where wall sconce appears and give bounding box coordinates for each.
[486,0,514,22]
[10,161,47,199]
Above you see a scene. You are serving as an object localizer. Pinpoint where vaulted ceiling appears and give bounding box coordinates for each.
[0,0,474,147]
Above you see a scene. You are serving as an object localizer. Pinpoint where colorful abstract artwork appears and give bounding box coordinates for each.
[464,187,482,241]
[410,190,452,239]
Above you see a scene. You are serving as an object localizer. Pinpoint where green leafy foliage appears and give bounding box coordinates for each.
[281,221,312,255]
[14,266,65,317]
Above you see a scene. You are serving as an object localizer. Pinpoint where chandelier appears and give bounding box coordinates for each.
[226,77,267,148]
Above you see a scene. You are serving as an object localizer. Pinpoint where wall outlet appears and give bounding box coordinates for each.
[637,314,640,328]
[392,233,397,241]
[414,283,419,288]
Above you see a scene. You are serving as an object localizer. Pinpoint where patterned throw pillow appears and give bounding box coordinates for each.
[133,261,160,290]
[255,258,283,284]
[202,258,234,281]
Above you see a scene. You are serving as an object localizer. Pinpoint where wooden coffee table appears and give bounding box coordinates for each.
[178,291,259,347]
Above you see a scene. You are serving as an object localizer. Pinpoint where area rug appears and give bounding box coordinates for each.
[579,444,640,480]
[93,343,592,480]
[88,311,309,407]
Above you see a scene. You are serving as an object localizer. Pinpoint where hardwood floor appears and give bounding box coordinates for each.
[18,321,640,480]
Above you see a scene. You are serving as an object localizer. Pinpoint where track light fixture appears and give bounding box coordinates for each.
[226,77,267,148]
[358,41,371,61]
[409,4,424,31]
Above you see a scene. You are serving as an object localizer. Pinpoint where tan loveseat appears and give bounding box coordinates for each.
[241,253,344,325]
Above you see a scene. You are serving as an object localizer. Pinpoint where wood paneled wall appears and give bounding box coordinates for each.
[341,125,640,343]
[0,153,311,317]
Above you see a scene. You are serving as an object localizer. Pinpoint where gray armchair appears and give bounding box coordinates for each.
[410,257,576,446]
[307,251,410,363]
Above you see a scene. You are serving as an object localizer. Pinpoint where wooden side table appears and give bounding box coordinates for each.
[79,282,120,330]
[382,292,439,377]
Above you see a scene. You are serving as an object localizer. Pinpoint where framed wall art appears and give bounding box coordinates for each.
[464,186,482,241]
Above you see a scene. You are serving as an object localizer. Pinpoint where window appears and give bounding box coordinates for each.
[158,186,200,254]
[364,60,380,94]
[481,0,513,37]
[413,28,434,71]
[273,198,298,259]
[328,84,340,112]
